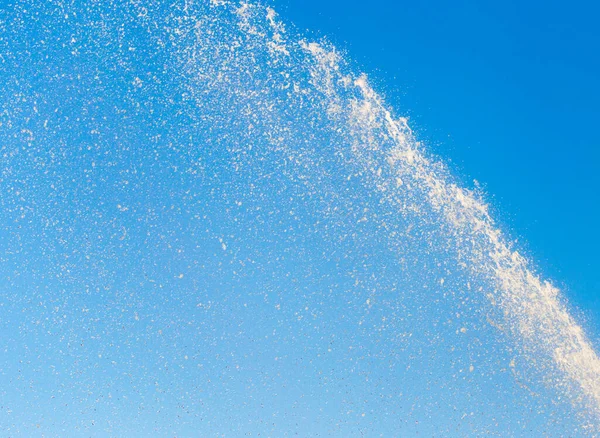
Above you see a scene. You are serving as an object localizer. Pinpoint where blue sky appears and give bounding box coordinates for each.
[1,0,600,435]
[276,0,600,326]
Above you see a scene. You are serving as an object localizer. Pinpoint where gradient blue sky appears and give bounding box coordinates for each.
[276,0,600,328]
[1,1,599,435]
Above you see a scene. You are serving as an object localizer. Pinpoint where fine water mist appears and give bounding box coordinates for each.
[1,1,599,436]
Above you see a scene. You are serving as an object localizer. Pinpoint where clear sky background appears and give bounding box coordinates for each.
[1,1,599,435]
[274,0,600,330]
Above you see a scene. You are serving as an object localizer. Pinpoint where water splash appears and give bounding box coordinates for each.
[1,0,599,435]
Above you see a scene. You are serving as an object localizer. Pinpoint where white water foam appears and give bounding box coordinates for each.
[185,0,600,427]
